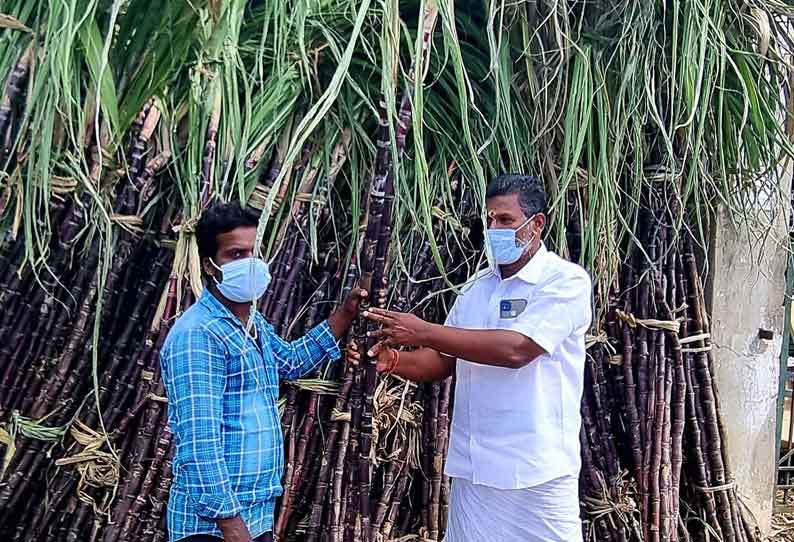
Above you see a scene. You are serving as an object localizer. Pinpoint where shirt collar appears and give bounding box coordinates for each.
[200,288,268,328]
[199,288,235,320]
[492,242,549,284]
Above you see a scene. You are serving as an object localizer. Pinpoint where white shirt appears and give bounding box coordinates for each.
[443,243,592,489]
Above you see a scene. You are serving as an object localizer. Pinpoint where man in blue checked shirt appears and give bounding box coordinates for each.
[160,202,366,542]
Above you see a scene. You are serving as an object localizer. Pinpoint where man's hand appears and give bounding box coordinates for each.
[346,340,396,372]
[218,516,252,542]
[327,287,368,340]
[362,308,433,348]
[341,287,368,318]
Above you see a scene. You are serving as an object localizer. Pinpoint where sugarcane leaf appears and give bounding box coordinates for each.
[78,19,120,142]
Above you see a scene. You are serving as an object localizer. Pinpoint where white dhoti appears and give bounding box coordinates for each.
[443,476,582,542]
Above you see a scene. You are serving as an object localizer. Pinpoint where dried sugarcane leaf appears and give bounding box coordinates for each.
[0,13,32,33]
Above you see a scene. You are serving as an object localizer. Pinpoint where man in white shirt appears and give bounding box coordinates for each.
[353,174,593,542]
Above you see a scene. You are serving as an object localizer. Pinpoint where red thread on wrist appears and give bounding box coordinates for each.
[386,349,400,374]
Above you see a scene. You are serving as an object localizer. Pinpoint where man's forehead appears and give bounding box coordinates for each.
[217,226,257,246]
[487,196,522,214]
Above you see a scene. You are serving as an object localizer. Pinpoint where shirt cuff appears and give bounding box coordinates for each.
[191,491,243,520]
[310,321,342,362]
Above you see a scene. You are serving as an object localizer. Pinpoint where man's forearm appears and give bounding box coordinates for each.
[217,516,251,542]
[327,307,356,340]
[418,324,544,369]
[390,347,455,382]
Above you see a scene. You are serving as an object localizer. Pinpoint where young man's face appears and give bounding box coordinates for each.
[202,225,257,277]
[485,193,545,246]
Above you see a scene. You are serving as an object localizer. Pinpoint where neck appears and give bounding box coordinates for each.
[499,239,541,279]
[208,284,252,323]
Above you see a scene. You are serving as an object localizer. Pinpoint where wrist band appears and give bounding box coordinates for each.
[386,349,400,374]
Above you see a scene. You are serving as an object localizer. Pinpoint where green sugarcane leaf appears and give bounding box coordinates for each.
[78,19,120,142]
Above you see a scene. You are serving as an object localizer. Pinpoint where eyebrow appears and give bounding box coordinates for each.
[223,244,252,252]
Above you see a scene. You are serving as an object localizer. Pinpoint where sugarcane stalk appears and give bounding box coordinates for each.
[306,366,355,542]
[0,45,33,160]
[684,247,735,541]
[276,391,320,537]
[431,376,452,540]
[329,420,351,542]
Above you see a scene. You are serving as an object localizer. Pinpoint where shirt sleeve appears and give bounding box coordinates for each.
[266,320,342,380]
[444,295,462,327]
[161,328,242,520]
[511,269,593,355]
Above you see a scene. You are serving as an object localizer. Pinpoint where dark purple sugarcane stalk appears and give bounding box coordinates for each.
[263,233,299,317]
[112,398,168,537]
[114,270,177,435]
[355,97,394,541]
[141,441,174,542]
[114,398,171,542]
[380,469,410,541]
[0,45,33,162]
[592,347,620,480]
[683,243,736,542]
[306,366,355,542]
[99,252,172,429]
[30,268,99,418]
[276,391,320,537]
[127,101,161,187]
[353,8,440,523]
[83,251,168,428]
[421,381,440,533]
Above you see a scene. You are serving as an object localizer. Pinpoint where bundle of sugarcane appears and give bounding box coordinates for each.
[0,86,473,542]
[579,187,758,542]
[0,153,469,542]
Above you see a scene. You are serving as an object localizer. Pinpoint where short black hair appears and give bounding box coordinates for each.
[485,174,546,218]
[195,201,259,259]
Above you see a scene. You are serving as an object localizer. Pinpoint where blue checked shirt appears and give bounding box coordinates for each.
[160,290,341,541]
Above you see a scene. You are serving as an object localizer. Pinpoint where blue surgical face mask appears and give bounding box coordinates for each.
[211,257,271,303]
[486,215,536,265]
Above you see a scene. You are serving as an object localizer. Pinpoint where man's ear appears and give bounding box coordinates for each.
[533,213,547,234]
[202,257,216,278]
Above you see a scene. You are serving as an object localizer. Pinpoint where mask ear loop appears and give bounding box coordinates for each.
[209,258,224,287]
[514,213,537,249]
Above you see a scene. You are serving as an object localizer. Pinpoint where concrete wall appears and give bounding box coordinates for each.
[707,208,788,534]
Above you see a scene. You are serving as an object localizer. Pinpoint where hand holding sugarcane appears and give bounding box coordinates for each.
[327,287,368,340]
[346,340,398,372]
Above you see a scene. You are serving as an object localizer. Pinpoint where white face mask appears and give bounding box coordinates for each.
[486,214,536,265]
[210,257,271,303]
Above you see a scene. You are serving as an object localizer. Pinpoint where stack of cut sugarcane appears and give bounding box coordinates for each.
[0,163,467,542]
[0,145,758,542]
[578,188,756,542]
[1,0,791,541]
[0,76,474,541]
